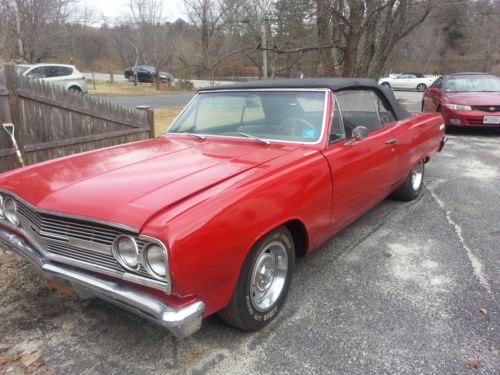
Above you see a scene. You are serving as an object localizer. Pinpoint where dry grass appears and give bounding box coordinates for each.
[88,81,193,97]
[154,108,183,135]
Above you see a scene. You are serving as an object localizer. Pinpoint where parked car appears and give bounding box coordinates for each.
[16,63,87,93]
[378,73,436,92]
[0,78,446,338]
[124,65,173,83]
[422,72,500,127]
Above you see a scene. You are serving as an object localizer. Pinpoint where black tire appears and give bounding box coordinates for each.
[218,226,295,331]
[381,82,391,87]
[417,83,427,92]
[69,86,82,94]
[392,160,425,201]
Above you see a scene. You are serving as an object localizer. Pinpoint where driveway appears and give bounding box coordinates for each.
[0,96,498,374]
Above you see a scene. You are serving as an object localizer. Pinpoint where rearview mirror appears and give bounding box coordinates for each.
[352,126,369,141]
[245,96,260,108]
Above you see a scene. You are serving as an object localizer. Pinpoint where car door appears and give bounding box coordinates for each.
[423,77,444,112]
[321,89,399,233]
[25,66,48,79]
[137,67,148,82]
[393,74,408,89]
[403,74,419,89]
[48,66,73,85]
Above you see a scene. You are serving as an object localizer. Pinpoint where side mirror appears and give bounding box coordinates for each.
[352,126,369,141]
[344,126,368,146]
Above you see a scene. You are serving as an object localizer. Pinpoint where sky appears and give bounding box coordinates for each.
[83,0,187,24]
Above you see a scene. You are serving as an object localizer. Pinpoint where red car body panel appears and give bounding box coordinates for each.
[0,137,298,229]
[0,89,445,319]
[423,75,500,127]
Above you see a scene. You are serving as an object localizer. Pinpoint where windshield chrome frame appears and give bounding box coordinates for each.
[165,88,330,146]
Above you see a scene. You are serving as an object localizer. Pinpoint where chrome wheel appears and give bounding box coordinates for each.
[250,241,288,312]
[417,84,427,92]
[411,162,424,191]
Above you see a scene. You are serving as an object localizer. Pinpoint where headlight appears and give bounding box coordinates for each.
[3,197,19,225]
[112,235,139,270]
[143,244,168,278]
[446,104,472,111]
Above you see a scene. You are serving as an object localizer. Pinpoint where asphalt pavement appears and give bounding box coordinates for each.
[0,92,499,374]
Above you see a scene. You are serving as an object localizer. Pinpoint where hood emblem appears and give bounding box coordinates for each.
[490,107,496,112]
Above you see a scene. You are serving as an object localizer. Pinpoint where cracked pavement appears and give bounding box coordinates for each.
[0,94,499,374]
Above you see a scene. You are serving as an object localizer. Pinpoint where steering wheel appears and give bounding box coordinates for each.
[279,118,315,136]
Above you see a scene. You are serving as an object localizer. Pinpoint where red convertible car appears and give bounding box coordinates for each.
[422,72,500,127]
[0,79,446,337]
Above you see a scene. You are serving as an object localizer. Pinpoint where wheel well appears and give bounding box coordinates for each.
[69,85,82,92]
[284,220,309,258]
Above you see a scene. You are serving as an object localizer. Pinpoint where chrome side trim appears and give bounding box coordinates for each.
[0,226,203,338]
[0,189,139,234]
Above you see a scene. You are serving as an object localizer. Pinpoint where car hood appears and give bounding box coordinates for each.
[0,136,295,229]
[444,92,500,105]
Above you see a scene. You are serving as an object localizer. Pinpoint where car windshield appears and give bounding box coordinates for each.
[167,90,327,143]
[445,76,500,92]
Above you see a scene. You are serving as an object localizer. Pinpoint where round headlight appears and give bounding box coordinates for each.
[143,244,167,278]
[113,235,139,269]
[4,197,19,225]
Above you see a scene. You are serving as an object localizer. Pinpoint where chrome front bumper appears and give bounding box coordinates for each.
[0,227,205,338]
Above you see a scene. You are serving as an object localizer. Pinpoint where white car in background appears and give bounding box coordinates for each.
[378,73,436,92]
[16,64,87,93]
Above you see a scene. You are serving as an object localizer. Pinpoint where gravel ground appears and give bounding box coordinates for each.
[0,94,499,375]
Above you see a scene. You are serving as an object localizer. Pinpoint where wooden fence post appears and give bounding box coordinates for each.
[4,64,27,166]
[136,105,155,138]
[0,71,11,123]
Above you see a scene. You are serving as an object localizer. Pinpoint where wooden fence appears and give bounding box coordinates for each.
[0,64,154,173]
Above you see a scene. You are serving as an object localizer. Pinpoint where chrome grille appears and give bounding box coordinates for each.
[16,201,152,279]
[471,105,499,112]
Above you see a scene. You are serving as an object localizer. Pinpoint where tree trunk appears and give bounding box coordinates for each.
[342,0,364,77]
[316,0,335,77]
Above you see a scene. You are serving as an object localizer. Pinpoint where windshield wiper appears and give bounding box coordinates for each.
[237,132,271,145]
[185,133,206,140]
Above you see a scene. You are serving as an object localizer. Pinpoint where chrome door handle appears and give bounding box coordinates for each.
[385,138,398,145]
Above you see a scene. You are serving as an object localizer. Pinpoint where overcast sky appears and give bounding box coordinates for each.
[83,0,187,24]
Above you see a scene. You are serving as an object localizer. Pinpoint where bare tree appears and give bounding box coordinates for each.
[4,0,75,63]
[314,0,434,78]
[184,0,239,78]
[316,0,335,76]
[126,0,174,89]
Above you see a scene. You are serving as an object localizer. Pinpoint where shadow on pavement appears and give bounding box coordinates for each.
[446,126,500,137]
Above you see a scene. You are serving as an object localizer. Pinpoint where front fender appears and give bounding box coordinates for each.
[141,149,333,316]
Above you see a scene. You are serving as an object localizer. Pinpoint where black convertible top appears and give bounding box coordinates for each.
[199,78,413,121]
